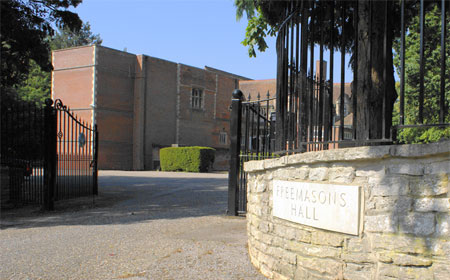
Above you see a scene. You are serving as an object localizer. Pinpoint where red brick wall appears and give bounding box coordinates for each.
[143,56,178,169]
[239,79,276,101]
[52,46,94,124]
[53,45,245,171]
[95,47,136,170]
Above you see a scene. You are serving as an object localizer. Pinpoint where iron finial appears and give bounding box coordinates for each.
[232,89,243,100]
[45,98,53,107]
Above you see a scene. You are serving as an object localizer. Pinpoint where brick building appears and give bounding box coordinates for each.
[52,45,249,170]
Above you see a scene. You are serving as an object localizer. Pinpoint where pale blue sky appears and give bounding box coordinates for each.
[72,0,353,82]
[71,0,276,80]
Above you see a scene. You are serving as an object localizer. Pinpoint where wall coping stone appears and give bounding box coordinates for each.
[244,140,450,172]
[245,140,449,279]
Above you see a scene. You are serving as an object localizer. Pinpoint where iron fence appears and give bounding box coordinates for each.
[228,0,449,215]
[274,0,448,154]
[1,97,46,205]
[237,93,276,214]
[1,97,98,210]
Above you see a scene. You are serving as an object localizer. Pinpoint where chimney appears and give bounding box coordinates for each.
[315,60,327,81]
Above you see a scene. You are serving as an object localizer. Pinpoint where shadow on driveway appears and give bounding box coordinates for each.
[1,171,230,229]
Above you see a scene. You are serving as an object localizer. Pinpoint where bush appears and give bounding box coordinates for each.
[160,146,215,172]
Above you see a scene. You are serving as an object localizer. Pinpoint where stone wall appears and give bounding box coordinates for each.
[244,141,450,280]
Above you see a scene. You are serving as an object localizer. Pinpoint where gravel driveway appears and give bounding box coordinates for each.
[0,171,266,280]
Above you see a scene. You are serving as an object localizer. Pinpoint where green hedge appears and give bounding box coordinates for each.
[160,146,215,172]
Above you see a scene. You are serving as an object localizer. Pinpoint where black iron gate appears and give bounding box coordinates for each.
[1,97,98,210]
[53,99,98,203]
[228,90,275,215]
[227,0,449,216]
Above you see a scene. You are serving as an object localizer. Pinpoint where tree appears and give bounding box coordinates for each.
[235,0,446,141]
[15,22,102,105]
[236,1,278,57]
[16,60,51,105]
[393,3,449,143]
[1,0,82,88]
[50,22,102,50]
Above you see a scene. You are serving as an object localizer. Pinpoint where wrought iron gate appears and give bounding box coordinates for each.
[1,97,98,210]
[228,90,275,215]
[54,99,98,203]
[227,0,449,216]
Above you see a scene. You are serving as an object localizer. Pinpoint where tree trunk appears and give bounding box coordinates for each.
[356,0,397,141]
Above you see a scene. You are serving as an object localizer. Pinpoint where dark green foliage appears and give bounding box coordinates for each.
[50,22,102,50]
[1,90,46,164]
[235,0,447,142]
[234,0,422,58]
[234,0,359,58]
[160,147,215,173]
[13,22,102,105]
[393,3,450,143]
[1,0,82,87]
[15,60,51,107]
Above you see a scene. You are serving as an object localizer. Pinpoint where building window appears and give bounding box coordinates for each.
[219,132,227,145]
[344,130,353,140]
[191,88,203,109]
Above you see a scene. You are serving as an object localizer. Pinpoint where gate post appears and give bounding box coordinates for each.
[227,89,243,216]
[43,98,57,210]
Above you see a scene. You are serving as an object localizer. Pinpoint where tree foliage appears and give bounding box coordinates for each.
[235,0,397,140]
[14,22,102,105]
[235,0,448,142]
[50,22,102,50]
[234,1,432,65]
[242,8,278,57]
[235,0,355,58]
[15,60,51,105]
[1,0,82,88]
[393,3,450,143]
[235,0,287,57]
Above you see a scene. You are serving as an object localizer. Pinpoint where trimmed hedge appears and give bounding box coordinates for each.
[160,146,215,172]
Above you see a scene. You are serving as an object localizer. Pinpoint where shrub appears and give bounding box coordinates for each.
[160,146,215,172]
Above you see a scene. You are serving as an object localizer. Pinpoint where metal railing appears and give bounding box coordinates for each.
[236,93,277,214]
[274,0,448,154]
[1,97,46,205]
[227,0,449,215]
[54,99,98,202]
[1,97,98,210]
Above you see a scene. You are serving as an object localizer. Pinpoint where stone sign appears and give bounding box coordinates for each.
[272,180,362,235]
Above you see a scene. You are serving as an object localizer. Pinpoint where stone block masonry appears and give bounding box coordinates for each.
[244,141,450,280]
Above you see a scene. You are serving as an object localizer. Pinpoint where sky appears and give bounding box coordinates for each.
[71,0,276,80]
[71,0,353,82]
